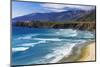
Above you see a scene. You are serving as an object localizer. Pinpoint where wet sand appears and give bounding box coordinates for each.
[59,42,96,63]
[78,42,95,61]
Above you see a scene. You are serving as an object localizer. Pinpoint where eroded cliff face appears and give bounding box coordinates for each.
[15,21,95,31]
[53,22,95,31]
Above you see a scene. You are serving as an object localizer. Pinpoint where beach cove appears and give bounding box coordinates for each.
[59,41,95,63]
[12,27,95,65]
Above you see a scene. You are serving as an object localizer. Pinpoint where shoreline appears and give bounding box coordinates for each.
[58,41,95,63]
[77,42,95,61]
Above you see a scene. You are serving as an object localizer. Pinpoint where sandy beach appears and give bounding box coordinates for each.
[77,42,95,61]
[59,42,96,63]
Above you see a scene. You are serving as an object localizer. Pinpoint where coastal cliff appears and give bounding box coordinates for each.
[15,21,95,31]
[13,9,96,31]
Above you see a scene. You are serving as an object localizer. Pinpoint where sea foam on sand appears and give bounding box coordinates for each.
[36,43,78,64]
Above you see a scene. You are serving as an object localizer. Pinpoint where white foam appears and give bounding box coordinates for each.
[33,38,62,41]
[51,44,76,63]
[17,36,32,40]
[17,43,36,47]
[12,47,29,52]
[17,41,46,47]
[56,29,78,37]
[76,30,95,38]
[16,34,39,40]
[43,43,76,63]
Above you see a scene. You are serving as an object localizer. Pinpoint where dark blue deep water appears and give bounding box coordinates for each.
[12,27,95,65]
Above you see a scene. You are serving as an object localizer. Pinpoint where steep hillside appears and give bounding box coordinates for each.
[77,10,96,21]
[12,8,87,23]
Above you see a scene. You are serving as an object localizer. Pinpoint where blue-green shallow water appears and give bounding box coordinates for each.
[12,27,95,65]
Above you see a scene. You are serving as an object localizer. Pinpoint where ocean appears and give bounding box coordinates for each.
[12,27,95,65]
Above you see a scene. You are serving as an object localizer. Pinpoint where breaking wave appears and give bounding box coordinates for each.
[12,27,95,65]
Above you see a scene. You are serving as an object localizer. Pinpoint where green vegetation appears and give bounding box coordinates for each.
[77,10,96,21]
[15,10,96,31]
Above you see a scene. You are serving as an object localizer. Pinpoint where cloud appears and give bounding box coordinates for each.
[40,3,68,9]
[65,5,95,10]
[40,3,68,12]
[40,3,95,12]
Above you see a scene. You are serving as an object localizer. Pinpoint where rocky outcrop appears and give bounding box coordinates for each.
[53,22,95,31]
[15,21,95,31]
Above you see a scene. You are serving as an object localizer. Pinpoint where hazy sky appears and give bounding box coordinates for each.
[12,1,95,18]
